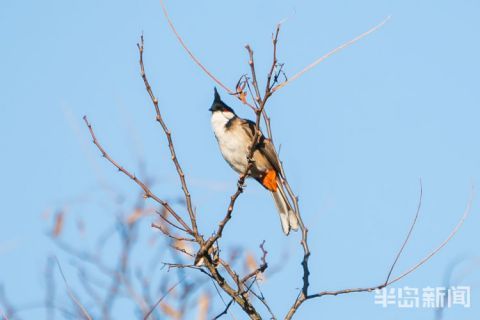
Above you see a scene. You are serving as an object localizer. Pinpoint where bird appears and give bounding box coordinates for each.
[209,88,299,235]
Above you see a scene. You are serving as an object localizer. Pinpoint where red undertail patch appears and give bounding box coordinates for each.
[262,169,278,191]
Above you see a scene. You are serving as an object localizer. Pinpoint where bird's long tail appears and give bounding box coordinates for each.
[264,171,299,235]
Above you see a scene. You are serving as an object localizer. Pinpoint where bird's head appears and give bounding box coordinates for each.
[209,88,235,117]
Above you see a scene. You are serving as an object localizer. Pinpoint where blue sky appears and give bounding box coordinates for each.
[1,0,479,319]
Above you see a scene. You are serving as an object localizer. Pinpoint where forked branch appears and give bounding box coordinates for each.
[284,185,473,319]
[137,35,199,238]
[83,116,192,234]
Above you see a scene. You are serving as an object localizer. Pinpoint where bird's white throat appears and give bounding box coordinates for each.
[211,111,234,137]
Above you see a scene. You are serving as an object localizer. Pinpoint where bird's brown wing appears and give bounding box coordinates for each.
[240,119,282,174]
[237,118,255,140]
[260,138,282,174]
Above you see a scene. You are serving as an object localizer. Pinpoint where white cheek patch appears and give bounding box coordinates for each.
[222,111,234,120]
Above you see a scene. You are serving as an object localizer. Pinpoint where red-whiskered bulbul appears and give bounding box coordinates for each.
[209,88,299,235]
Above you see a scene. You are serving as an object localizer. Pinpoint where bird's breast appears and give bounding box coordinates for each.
[211,116,250,173]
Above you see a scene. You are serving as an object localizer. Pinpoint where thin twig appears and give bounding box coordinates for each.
[78,268,103,312]
[170,244,194,258]
[159,0,256,110]
[218,259,242,291]
[385,188,473,286]
[273,16,391,92]
[211,281,236,320]
[242,75,260,110]
[156,209,189,234]
[55,258,92,320]
[203,255,261,319]
[249,288,276,320]
[151,223,194,242]
[385,180,422,284]
[265,25,281,93]
[159,0,232,94]
[82,116,193,234]
[197,172,249,263]
[212,299,234,320]
[307,187,474,299]
[143,280,184,320]
[241,241,268,283]
[245,45,262,103]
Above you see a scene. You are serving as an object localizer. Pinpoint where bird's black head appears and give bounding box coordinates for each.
[209,88,235,114]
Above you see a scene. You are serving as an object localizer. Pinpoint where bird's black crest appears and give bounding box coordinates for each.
[209,87,234,113]
[214,87,221,103]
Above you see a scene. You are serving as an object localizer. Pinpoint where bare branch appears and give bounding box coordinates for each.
[385,180,422,284]
[265,24,281,93]
[249,287,276,320]
[170,244,194,258]
[151,223,195,242]
[159,0,232,94]
[218,259,242,290]
[273,16,391,92]
[137,35,199,238]
[143,280,184,320]
[159,0,257,110]
[278,158,310,319]
[212,299,234,320]
[385,188,473,286]
[197,173,249,262]
[82,116,193,234]
[77,268,103,311]
[156,209,190,234]
[306,188,473,299]
[55,258,92,320]
[241,241,268,283]
[204,257,262,319]
[245,45,262,103]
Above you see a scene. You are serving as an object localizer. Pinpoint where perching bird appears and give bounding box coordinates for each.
[209,88,299,235]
